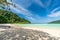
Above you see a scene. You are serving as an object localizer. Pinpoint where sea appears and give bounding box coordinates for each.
[17,24,60,29]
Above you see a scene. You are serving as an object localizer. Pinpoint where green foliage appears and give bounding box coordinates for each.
[0,15,8,23]
[0,0,30,24]
[0,10,31,24]
[0,0,13,5]
[0,0,16,10]
[49,20,60,24]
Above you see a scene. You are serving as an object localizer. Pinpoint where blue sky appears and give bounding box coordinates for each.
[8,0,60,23]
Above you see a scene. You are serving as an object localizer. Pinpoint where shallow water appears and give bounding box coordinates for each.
[17,24,60,29]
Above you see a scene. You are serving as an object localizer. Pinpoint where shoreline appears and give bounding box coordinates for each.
[11,24,60,37]
[21,26,60,37]
[0,24,60,37]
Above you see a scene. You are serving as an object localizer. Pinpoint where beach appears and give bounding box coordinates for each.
[12,24,60,37]
[0,24,60,40]
[21,26,60,37]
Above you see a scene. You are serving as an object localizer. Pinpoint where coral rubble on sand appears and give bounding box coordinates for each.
[0,28,60,40]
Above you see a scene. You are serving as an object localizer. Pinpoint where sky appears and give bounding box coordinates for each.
[8,0,60,23]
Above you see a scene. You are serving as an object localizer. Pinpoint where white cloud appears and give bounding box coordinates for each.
[8,0,37,21]
[17,0,33,8]
[34,0,44,7]
[10,4,41,22]
[10,0,33,8]
[10,4,33,16]
[8,0,32,16]
[16,4,33,16]
[48,7,60,17]
[48,11,60,17]
[51,7,60,13]
[26,16,36,20]
[34,0,51,8]
[46,7,60,23]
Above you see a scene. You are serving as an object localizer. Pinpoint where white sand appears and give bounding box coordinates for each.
[2,24,60,37]
[0,28,6,31]
[21,26,60,37]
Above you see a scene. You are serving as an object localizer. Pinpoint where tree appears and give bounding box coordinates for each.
[0,15,8,23]
[0,10,31,24]
[0,0,30,24]
[0,0,16,10]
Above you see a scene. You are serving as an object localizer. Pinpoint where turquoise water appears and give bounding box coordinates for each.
[17,24,60,29]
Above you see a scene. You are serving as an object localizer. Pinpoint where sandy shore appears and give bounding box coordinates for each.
[0,24,60,40]
[10,24,60,37]
[0,24,60,37]
[20,26,60,37]
[0,28,6,31]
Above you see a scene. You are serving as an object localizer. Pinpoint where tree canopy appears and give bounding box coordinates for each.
[0,0,16,10]
[0,15,8,23]
[49,20,60,24]
[0,10,30,24]
[0,0,31,24]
